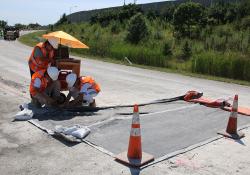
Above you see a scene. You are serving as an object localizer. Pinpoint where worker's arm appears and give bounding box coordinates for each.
[50,50,56,66]
[32,78,56,106]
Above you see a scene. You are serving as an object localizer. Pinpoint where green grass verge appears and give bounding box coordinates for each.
[19,31,250,86]
[18,31,46,47]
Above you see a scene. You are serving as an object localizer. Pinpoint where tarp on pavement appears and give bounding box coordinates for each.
[28,101,250,158]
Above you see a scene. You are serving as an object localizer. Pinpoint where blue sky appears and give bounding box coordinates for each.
[0,0,169,25]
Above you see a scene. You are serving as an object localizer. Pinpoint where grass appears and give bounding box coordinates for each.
[19,31,250,86]
[18,31,46,47]
[71,46,250,87]
[50,21,250,80]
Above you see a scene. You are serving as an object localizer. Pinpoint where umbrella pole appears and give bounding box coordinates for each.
[59,38,62,59]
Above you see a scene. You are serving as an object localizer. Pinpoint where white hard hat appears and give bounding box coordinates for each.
[66,73,77,88]
[48,38,58,49]
[47,67,59,81]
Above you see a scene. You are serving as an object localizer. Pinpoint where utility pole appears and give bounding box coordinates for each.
[134,0,137,4]
[124,0,126,6]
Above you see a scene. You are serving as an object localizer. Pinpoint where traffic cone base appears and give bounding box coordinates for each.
[115,151,154,167]
[115,104,154,167]
[217,130,245,140]
[217,95,245,140]
[226,117,237,134]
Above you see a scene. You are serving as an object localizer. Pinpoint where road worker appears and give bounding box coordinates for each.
[28,40,56,77]
[30,66,63,107]
[63,73,101,107]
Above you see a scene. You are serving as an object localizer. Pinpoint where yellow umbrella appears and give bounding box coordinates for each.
[42,31,89,49]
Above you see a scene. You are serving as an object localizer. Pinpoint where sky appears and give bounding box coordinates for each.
[0,0,169,26]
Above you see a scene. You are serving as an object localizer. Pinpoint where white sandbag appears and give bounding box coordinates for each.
[54,125,64,133]
[62,125,80,135]
[71,127,91,139]
[54,125,91,139]
[15,108,33,121]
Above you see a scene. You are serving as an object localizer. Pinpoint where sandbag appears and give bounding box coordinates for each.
[71,127,91,139]
[55,125,91,139]
[15,104,33,121]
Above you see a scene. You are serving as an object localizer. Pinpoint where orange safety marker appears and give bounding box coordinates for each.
[217,95,245,139]
[115,104,154,167]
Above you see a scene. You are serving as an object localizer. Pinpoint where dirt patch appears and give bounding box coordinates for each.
[0,76,24,90]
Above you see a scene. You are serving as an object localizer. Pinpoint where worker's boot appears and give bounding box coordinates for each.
[89,100,96,107]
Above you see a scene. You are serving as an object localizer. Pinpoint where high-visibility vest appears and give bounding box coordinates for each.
[29,70,48,97]
[79,76,101,93]
[28,42,54,72]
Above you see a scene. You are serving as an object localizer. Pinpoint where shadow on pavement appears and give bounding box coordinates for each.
[52,134,81,147]
[129,168,141,175]
[234,139,246,146]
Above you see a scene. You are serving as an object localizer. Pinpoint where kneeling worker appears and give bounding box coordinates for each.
[63,73,101,107]
[30,66,62,107]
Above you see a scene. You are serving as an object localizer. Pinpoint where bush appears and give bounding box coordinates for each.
[192,52,250,81]
[163,42,172,56]
[50,9,249,82]
[181,41,192,60]
[111,22,120,34]
[173,2,207,38]
[50,25,54,31]
[89,35,112,57]
[126,13,149,44]
[55,13,68,26]
[153,31,164,40]
[109,42,166,67]
[241,16,250,29]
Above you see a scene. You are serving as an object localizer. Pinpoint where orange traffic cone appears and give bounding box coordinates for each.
[217,95,245,139]
[127,104,142,159]
[115,104,154,167]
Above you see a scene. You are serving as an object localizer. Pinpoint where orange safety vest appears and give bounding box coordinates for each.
[79,76,101,93]
[29,70,48,97]
[28,42,54,72]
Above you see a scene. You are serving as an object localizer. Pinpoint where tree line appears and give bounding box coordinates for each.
[87,0,250,41]
[0,20,42,30]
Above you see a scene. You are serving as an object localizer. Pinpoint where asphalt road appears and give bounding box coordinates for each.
[0,36,250,175]
[1,38,250,107]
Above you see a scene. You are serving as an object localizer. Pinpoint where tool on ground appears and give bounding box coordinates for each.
[115,104,154,167]
[217,95,245,139]
[190,97,231,108]
[185,91,250,116]
[183,90,203,101]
